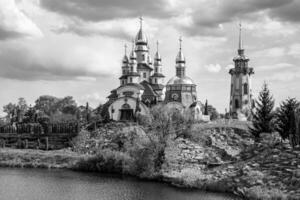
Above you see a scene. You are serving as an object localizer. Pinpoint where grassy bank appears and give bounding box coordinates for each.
[0,148,87,169]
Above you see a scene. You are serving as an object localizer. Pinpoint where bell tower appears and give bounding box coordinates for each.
[229,23,254,119]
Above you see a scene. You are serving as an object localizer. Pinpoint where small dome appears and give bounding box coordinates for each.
[176,50,185,63]
[147,54,152,64]
[154,52,161,60]
[135,29,148,44]
[129,50,136,59]
[167,76,195,85]
[122,55,129,63]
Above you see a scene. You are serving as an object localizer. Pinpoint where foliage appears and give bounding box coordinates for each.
[72,150,131,174]
[204,100,208,115]
[250,82,275,138]
[34,95,78,116]
[136,105,193,174]
[275,98,299,141]
[3,98,28,122]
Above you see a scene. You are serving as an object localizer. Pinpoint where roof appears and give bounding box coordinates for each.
[150,84,164,91]
[107,89,118,99]
[127,72,140,77]
[119,75,128,79]
[140,81,158,97]
[137,63,153,71]
[167,76,196,85]
[150,73,165,78]
[117,83,144,90]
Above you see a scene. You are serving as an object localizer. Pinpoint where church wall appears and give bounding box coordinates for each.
[108,97,149,121]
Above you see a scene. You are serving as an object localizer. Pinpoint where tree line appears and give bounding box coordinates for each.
[250,82,300,148]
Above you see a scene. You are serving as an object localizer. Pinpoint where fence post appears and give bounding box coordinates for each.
[45,137,49,150]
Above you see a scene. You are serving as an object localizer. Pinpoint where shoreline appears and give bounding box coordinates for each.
[0,148,242,199]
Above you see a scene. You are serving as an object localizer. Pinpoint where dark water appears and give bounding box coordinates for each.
[0,168,240,200]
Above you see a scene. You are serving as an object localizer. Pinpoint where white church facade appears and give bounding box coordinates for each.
[105,19,206,121]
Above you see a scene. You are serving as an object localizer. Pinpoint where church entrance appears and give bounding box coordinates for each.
[119,103,134,121]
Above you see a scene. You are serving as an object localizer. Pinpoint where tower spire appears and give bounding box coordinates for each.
[238,22,243,50]
[124,44,127,55]
[179,36,183,50]
[156,40,159,52]
[139,16,143,29]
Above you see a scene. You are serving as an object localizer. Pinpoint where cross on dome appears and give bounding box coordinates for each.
[179,36,183,50]
[139,16,143,29]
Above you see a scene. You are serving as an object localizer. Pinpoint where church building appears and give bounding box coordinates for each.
[229,23,254,120]
[105,18,205,121]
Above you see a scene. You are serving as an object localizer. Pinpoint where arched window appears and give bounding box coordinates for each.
[235,99,239,109]
[244,83,248,95]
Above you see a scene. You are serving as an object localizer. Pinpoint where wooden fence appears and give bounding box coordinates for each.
[0,123,79,150]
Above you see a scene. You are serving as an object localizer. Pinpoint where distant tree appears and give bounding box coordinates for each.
[204,100,208,115]
[34,95,59,116]
[250,82,275,138]
[275,98,300,141]
[3,102,16,117]
[3,97,28,122]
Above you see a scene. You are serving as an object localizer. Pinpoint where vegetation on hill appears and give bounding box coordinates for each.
[250,82,275,138]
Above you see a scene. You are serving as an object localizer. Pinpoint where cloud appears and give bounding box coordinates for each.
[269,0,300,22]
[52,18,144,40]
[204,64,222,73]
[268,70,300,81]
[0,42,115,81]
[40,0,176,22]
[257,63,295,71]
[0,0,43,40]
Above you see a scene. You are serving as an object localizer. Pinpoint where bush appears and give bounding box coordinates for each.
[73,149,132,174]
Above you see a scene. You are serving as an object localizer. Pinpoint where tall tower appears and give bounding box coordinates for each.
[229,23,254,119]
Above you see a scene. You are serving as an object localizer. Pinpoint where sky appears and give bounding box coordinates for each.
[1,0,300,116]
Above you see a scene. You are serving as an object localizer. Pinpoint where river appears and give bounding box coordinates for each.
[0,168,240,200]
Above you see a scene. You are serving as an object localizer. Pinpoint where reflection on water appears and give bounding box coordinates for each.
[0,168,240,200]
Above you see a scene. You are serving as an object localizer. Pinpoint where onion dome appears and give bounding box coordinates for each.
[122,44,129,64]
[154,41,161,61]
[135,17,148,44]
[147,54,152,65]
[176,37,185,64]
[129,40,137,60]
[166,76,195,85]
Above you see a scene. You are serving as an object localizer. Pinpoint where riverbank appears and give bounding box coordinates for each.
[1,122,300,200]
[0,148,87,168]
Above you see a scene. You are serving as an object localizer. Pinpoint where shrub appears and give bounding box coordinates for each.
[73,149,131,174]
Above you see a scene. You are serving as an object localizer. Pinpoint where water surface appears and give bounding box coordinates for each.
[0,168,240,200]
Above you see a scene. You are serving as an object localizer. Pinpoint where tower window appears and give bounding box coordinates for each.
[123,70,125,74]
[155,68,158,73]
[155,78,157,83]
[244,83,248,95]
[235,99,239,109]
[142,54,145,61]
[130,66,133,72]
[143,72,146,78]
[130,77,133,83]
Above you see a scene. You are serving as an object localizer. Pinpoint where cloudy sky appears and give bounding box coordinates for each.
[1,0,300,116]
